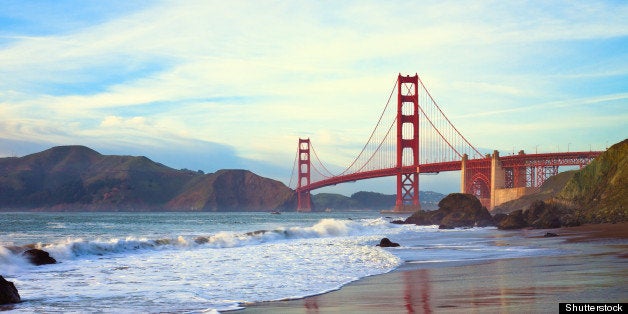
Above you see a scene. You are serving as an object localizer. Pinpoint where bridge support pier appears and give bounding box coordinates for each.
[490,150,505,210]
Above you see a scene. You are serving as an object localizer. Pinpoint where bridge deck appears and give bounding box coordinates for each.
[297,151,600,193]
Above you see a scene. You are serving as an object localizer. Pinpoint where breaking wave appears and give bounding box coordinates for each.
[1,218,400,267]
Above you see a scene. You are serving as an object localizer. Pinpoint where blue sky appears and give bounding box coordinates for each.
[1,1,627,195]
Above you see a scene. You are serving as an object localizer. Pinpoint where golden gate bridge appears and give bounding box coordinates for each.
[290,74,600,212]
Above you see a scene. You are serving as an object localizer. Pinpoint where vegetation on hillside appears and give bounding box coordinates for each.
[555,139,627,224]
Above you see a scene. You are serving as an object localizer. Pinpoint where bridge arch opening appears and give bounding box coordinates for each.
[402,122,415,140]
[402,147,416,166]
[401,102,415,116]
[470,173,490,201]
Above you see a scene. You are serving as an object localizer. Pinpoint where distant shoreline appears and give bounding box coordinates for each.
[239,222,628,313]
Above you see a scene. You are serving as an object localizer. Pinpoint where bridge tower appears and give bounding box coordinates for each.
[296,138,312,212]
[395,74,421,212]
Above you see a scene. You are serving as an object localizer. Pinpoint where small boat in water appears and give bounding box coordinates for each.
[269,211,281,215]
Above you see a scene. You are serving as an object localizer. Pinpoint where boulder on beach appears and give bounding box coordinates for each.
[496,200,565,230]
[23,249,57,266]
[376,238,400,247]
[497,210,528,230]
[0,276,20,305]
[402,193,494,228]
[525,200,562,229]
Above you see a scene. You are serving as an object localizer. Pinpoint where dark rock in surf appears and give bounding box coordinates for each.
[376,238,400,247]
[544,232,559,237]
[23,249,57,266]
[0,276,20,305]
[194,237,209,244]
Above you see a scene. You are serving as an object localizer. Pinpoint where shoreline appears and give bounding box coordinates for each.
[239,223,628,313]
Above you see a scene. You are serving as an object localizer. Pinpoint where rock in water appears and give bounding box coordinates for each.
[377,238,400,247]
[23,249,57,266]
[0,276,20,304]
[403,193,494,228]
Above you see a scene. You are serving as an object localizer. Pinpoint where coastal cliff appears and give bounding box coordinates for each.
[554,139,627,224]
[0,146,295,211]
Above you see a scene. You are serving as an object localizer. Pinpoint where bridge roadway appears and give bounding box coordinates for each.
[299,151,601,193]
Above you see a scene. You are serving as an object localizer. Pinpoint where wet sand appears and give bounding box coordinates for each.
[240,223,628,313]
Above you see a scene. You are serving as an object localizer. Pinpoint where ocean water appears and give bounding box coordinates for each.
[0,211,561,313]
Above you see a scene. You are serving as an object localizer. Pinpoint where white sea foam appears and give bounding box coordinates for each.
[0,246,31,273]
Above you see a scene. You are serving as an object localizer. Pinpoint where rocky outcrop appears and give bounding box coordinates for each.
[23,249,57,266]
[0,276,20,305]
[402,193,494,228]
[376,238,400,247]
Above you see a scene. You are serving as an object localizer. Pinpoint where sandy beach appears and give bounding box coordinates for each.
[240,223,628,313]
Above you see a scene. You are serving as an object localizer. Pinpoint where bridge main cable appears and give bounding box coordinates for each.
[337,77,399,176]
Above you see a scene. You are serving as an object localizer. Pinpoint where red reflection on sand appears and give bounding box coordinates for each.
[404,268,431,313]
[304,296,319,313]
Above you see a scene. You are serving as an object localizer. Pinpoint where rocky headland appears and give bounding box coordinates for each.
[0,146,295,212]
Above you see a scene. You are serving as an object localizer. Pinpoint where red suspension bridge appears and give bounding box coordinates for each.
[290,74,601,212]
